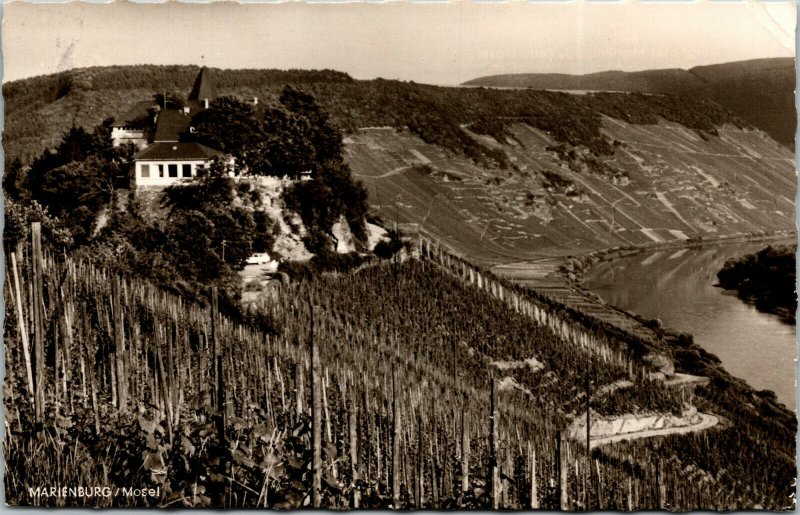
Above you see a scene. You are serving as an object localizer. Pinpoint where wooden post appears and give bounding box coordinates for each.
[416,413,424,508]
[442,427,452,501]
[461,410,470,494]
[211,288,225,443]
[349,393,360,508]
[112,277,127,414]
[585,365,591,509]
[392,367,401,509]
[295,363,305,419]
[430,438,439,507]
[595,459,603,510]
[558,430,569,510]
[31,222,45,423]
[310,291,322,508]
[363,388,372,492]
[11,252,34,399]
[489,377,500,510]
[627,476,633,511]
[529,442,538,509]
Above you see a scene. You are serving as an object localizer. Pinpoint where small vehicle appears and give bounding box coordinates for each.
[246,252,272,265]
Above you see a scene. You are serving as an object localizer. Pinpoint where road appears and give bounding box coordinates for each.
[589,412,719,448]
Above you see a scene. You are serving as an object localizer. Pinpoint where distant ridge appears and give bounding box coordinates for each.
[463,58,796,148]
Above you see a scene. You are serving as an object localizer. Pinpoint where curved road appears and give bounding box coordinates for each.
[589,412,719,448]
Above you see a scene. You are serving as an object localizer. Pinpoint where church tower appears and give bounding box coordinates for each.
[188,66,218,108]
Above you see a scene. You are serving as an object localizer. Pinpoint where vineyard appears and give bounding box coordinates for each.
[3,224,795,509]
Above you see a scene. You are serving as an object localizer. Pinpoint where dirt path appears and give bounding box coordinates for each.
[589,412,719,448]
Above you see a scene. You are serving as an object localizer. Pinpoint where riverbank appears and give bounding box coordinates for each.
[491,230,796,416]
[583,241,797,409]
[716,244,796,325]
[568,229,796,284]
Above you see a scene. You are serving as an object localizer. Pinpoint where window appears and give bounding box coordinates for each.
[182,164,192,178]
[168,164,178,177]
[140,164,150,178]
[158,165,164,178]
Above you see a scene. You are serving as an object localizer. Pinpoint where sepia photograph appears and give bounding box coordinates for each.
[1,1,796,509]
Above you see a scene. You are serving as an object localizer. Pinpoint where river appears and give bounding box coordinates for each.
[582,241,796,410]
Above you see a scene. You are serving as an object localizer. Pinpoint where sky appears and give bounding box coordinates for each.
[2,1,796,85]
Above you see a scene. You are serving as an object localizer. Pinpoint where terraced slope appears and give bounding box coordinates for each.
[347,118,795,265]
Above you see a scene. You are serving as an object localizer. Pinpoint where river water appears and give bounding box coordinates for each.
[582,241,797,410]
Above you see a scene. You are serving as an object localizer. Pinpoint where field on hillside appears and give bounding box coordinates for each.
[4,229,795,509]
[347,118,794,263]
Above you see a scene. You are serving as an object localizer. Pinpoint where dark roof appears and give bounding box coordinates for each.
[188,67,218,101]
[113,100,155,127]
[133,142,223,161]
[153,110,193,142]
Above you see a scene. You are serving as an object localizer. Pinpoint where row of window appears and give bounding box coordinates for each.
[140,163,204,179]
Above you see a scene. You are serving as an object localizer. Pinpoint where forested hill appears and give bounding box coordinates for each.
[463,58,796,148]
[4,64,748,165]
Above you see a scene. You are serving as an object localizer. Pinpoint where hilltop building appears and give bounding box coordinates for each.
[112,67,234,188]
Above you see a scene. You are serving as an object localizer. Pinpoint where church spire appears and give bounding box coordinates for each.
[188,66,218,103]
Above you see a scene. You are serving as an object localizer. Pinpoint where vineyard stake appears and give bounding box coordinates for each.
[489,377,499,510]
[461,409,470,494]
[416,412,423,508]
[349,392,360,508]
[31,222,45,423]
[391,366,401,509]
[558,430,569,510]
[210,286,228,508]
[656,459,666,510]
[11,252,34,399]
[585,363,591,509]
[529,442,538,509]
[310,289,322,508]
[295,364,304,421]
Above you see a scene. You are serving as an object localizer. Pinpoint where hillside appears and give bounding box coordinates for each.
[4,65,796,510]
[4,64,745,164]
[3,65,795,266]
[3,231,796,508]
[463,58,796,148]
[348,118,794,263]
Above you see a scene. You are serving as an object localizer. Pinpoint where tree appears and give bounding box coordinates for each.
[374,230,408,260]
[24,156,116,244]
[283,173,368,254]
[186,87,369,254]
[189,96,263,160]
[272,86,369,250]
[4,197,73,251]
[256,107,318,176]
[163,170,259,271]
[278,86,343,164]
[163,164,237,212]
[3,157,25,200]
